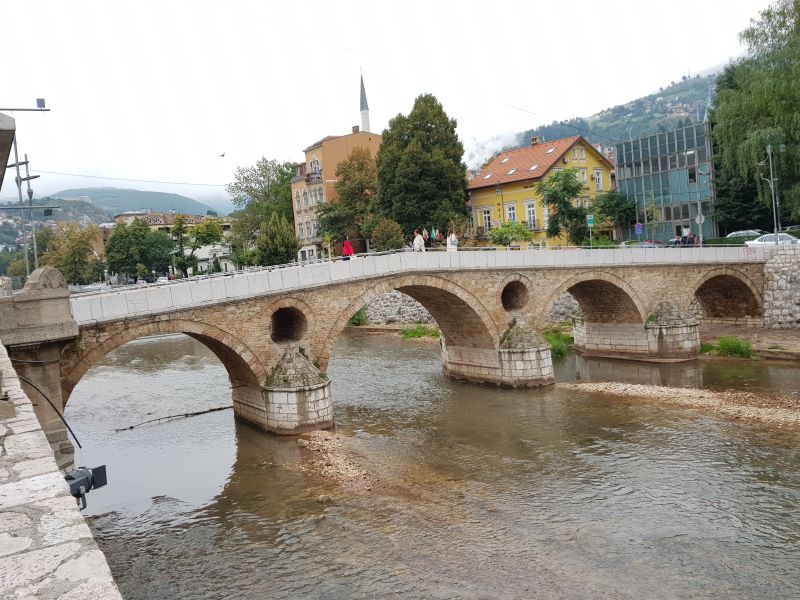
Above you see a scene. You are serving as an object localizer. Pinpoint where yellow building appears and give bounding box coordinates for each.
[467,135,614,247]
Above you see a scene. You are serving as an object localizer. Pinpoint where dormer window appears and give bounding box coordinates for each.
[546,148,555,154]
[500,157,510,164]
[483,172,493,180]
[529,164,539,171]
[507,168,516,175]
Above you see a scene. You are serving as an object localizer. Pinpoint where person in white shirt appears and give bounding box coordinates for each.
[446,229,458,252]
[413,228,426,252]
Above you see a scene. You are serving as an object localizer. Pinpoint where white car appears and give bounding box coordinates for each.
[744,233,798,246]
[156,276,169,283]
[726,229,767,238]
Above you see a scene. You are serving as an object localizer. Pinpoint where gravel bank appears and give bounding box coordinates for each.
[297,430,374,489]
[560,382,800,427]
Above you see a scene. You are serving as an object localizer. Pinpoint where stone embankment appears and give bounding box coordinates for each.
[0,343,122,599]
[763,245,800,328]
[561,382,800,426]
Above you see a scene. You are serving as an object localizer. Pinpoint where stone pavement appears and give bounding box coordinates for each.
[0,343,122,599]
[700,323,800,360]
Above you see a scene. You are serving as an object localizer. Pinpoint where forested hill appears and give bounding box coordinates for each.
[519,73,717,148]
[51,187,218,216]
[0,198,114,225]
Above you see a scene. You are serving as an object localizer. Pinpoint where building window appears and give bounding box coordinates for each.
[483,172,493,180]
[575,197,589,210]
[481,208,491,231]
[506,204,516,223]
[295,191,301,212]
[525,202,536,230]
[580,168,587,182]
[572,148,577,160]
[594,169,603,191]
[529,164,539,171]
[500,157,510,164]
[580,147,585,159]
[306,222,312,238]
[298,225,304,239]
[688,166,697,184]
[303,190,308,208]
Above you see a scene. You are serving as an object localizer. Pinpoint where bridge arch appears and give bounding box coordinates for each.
[539,270,647,324]
[692,267,763,322]
[320,274,501,369]
[61,319,265,407]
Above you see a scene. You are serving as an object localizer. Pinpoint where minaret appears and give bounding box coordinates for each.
[360,74,370,133]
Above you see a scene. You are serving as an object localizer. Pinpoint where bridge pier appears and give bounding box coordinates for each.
[441,321,554,388]
[573,303,700,362]
[240,347,334,434]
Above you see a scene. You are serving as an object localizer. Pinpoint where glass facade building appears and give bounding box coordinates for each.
[615,122,717,241]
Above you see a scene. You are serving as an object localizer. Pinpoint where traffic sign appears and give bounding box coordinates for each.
[695,214,705,225]
[634,222,643,235]
[586,214,594,228]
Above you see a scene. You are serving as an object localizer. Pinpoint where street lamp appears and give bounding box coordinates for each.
[759,143,786,245]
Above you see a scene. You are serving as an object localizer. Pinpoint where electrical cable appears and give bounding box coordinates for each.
[30,170,226,187]
[16,374,82,449]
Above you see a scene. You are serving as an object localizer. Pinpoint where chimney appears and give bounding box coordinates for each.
[352,125,360,133]
[531,136,540,145]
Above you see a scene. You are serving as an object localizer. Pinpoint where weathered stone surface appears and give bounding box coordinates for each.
[365,290,432,324]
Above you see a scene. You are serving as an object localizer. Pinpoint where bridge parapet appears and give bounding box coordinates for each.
[70,247,768,326]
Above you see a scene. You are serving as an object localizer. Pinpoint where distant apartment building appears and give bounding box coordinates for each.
[615,120,717,241]
[468,135,614,246]
[292,76,381,261]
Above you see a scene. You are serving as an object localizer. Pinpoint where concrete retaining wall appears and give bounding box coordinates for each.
[764,245,800,329]
[0,342,122,599]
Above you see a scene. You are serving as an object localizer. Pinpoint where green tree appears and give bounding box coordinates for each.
[172,216,224,277]
[106,219,174,279]
[40,223,103,284]
[369,218,405,251]
[487,221,534,247]
[318,147,378,241]
[536,168,586,243]
[644,195,661,240]
[375,93,468,234]
[712,0,800,222]
[593,189,636,240]
[255,213,299,266]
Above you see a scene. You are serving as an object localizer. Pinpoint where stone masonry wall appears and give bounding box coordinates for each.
[763,245,800,328]
[0,342,122,599]
[365,290,432,324]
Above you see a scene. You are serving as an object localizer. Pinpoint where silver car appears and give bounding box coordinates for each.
[744,233,799,246]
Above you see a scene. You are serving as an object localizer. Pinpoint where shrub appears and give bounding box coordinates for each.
[488,222,534,247]
[542,329,574,359]
[703,236,759,246]
[400,325,440,340]
[348,306,367,326]
[716,336,754,358]
[700,342,716,354]
[370,218,405,251]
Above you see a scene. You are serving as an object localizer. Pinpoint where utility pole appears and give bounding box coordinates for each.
[11,138,30,275]
[24,154,41,269]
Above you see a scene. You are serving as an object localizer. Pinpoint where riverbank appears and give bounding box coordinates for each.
[701,324,800,360]
[561,382,800,427]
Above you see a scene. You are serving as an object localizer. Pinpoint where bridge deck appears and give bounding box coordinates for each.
[70,247,767,326]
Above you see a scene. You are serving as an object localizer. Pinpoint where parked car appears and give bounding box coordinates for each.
[782,224,800,233]
[726,229,767,238]
[156,276,169,283]
[744,233,799,246]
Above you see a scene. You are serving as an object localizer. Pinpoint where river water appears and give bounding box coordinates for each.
[64,331,800,599]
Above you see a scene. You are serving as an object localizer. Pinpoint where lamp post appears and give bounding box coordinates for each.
[760,143,786,246]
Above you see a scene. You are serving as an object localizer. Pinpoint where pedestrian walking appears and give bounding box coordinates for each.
[342,236,354,261]
[413,228,426,252]
[446,229,459,252]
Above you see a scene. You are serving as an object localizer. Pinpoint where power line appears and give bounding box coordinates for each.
[206,0,360,56]
[30,169,227,187]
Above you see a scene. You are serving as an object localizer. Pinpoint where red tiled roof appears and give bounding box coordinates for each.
[468,135,610,191]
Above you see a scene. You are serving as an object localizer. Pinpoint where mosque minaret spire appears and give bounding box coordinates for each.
[360,74,370,133]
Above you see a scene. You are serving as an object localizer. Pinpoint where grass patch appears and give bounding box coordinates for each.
[400,325,440,340]
[347,307,367,326]
[716,336,755,359]
[700,342,716,354]
[542,329,574,359]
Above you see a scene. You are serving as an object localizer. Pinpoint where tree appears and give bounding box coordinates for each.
[255,213,299,266]
[317,147,377,242]
[712,0,800,222]
[375,94,468,235]
[172,216,224,277]
[228,158,296,265]
[487,222,534,247]
[40,223,103,284]
[644,195,661,240]
[593,190,636,240]
[105,219,174,279]
[369,218,405,251]
[536,168,586,243]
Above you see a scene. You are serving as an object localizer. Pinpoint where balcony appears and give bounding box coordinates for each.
[305,171,322,184]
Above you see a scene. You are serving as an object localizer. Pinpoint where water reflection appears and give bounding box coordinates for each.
[66,332,800,599]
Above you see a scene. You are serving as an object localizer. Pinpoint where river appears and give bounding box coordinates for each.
[64,331,800,599]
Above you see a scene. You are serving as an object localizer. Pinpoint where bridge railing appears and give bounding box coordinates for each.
[69,245,769,325]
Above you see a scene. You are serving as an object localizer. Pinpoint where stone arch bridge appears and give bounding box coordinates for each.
[2,246,793,438]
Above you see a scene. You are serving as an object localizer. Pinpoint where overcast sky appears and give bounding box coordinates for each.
[1,0,771,212]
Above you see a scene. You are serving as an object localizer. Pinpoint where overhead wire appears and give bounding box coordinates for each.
[30,170,227,187]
